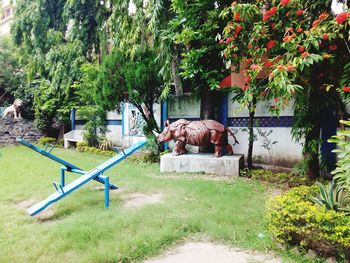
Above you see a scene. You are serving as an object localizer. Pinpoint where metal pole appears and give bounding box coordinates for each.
[60,167,66,187]
[100,175,110,208]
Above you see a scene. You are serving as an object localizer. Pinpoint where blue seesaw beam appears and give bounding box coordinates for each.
[26,140,146,216]
[16,138,118,190]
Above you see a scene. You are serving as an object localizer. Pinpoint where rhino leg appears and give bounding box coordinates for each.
[173,140,188,156]
[213,145,223,158]
[226,144,233,155]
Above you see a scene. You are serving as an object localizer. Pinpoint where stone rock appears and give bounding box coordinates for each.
[326,257,337,263]
[160,153,244,176]
[0,117,42,146]
[306,249,318,259]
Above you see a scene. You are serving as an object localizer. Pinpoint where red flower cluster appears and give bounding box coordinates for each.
[329,44,337,51]
[283,34,295,42]
[323,33,329,41]
[286,65,295,72]
[234,26,243,37]
[336,12,350,24]
[263,6,277,22]
[244,75,251,83]
[234,12,240,21]
[343,86,350,92]
[312,19,320,28]
[281,0,289,6]
[280,0,290,6]
[301,51,310,58]
[242,85,249,91]
[319,13,329,20]
[250,64,262,71]
[298,46,305,53]
[264,60,273,68]
[296,10,303,16]
[226,37,234,43]
[296,28,303,33]
[267,40,276,50]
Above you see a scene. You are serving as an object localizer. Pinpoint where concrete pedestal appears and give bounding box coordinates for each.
[160,153,244,177]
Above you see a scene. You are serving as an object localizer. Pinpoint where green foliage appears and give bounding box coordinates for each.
[220,0,350,179]
[98,136,112,151]
[11,0,105,131]
[96,48,162,135]
[76,141,114,157]
[329,120,350,190]
[0,36,23,106]
[240,168,306,187]
[168,0,230,91]
[268,185,350,259]
[310,181,350,213]
[38,137,56,145]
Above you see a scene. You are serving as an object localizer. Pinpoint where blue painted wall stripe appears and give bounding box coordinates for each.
[168,116,294,128]
[75,119,123,126]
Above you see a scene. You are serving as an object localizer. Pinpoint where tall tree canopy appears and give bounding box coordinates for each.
[166,0,232,120]
[11,0,109,131]
[220,0,350,179]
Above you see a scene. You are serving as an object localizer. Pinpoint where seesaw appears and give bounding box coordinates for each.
[17,138,146,216]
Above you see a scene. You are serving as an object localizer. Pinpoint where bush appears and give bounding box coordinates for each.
[329,119,350,190]
[38,137,56,145]
[76,141,114,157]
[240,168,307,188]
[98,136,112,151]
[267,185,350,259]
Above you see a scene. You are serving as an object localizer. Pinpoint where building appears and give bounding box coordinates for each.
[0,0,13,36]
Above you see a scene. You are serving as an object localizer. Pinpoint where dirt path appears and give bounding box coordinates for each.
[144,242,281,263]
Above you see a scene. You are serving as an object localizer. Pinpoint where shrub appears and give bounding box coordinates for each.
[267,185,350,259]
[76,141,114,157]
[329,120,350,190]
[99,136,112,151]
[76,141,88,151]
[310,182,350,213]
[240,168,307,188]
[38,137,56,145]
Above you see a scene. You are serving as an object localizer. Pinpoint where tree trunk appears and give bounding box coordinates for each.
[171,52,183,96]
[304,87,321,180]
[199,86,221,153]
[247,98,257,169]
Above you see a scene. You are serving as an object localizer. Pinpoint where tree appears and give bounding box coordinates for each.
[166,0,232,123]
[0,36,23,105]
[96,48,163,134]
[11,0,107,132]
[220,0,350,179]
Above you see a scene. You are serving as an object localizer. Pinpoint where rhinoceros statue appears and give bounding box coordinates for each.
[154,119,239,157]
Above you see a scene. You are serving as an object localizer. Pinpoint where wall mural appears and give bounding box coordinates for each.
[128,105,146,136]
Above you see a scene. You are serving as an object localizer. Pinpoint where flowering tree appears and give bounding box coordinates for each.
[220,0,350,179]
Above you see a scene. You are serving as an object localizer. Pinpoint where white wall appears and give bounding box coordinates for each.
[0,0,13,36]
[167,92,303,167]
[73,103,161,148]
[168,94,200,119]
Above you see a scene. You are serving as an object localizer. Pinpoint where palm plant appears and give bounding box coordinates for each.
[310,181,350,214]
[99,136,112,151]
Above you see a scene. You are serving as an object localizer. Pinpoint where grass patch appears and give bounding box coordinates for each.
[0,146,309,262]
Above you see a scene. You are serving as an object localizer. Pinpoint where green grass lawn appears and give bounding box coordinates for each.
[0,146,309,263]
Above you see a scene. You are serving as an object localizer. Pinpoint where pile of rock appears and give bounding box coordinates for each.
[0,117,42,146]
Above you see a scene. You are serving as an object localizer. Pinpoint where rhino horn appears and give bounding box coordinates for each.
[152,130,160,137]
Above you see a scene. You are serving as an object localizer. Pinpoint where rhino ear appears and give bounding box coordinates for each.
[165,119,170,127]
